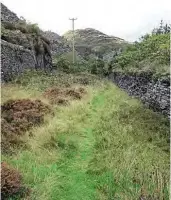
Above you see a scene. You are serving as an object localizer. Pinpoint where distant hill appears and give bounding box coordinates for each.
[63,28,128,61]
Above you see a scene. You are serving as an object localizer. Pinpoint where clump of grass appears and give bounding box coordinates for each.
[2,20,41,34]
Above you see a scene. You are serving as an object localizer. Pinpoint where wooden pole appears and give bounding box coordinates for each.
[69,18,77,64]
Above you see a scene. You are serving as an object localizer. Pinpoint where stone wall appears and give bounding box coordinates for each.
[1,40,35,81]
[109,72,170,117]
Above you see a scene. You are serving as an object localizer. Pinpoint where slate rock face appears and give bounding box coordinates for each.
[41,31,71,56]
[1,3,20,23]
[109,72,170,117]
[1,40,35,82]
[1,3,53,82]
[1,28,32,49]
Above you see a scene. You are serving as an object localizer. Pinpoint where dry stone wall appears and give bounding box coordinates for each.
[1,40,35,81]
[109,72,170,117]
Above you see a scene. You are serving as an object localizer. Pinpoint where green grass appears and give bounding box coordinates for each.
[2,74,169,200]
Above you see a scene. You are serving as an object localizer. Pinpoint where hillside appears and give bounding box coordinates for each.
[63,28,127,61]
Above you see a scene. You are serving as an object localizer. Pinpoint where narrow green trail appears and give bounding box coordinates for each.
[53,92,106,200]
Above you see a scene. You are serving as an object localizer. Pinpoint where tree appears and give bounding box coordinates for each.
[163,23,171,34]
[152,20,170,35]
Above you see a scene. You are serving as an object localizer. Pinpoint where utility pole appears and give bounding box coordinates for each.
[69,18,77,64]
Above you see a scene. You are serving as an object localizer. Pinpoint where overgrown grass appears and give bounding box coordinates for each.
[88,85,169,199]
[12,70,102,91]
[1,73,169,200]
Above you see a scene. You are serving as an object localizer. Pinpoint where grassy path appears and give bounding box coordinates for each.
[49,92,106,200]
[2,83,170,200]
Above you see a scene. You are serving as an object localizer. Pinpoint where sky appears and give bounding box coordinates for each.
[1,0,171,41]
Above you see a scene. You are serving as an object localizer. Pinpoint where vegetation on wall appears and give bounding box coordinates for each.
[109,20,170,76]
[1,18,51,59]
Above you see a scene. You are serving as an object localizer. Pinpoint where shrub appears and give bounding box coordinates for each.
[108,20,170,76]
[1,99,51,153]
[53,57,71,73]
[27,23,40,34]
[89,59,106,75]
[109,33,170,75]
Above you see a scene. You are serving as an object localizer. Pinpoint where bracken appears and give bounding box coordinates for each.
[43,87,86,105]
[1,99,51,153]
[1,162,29,199]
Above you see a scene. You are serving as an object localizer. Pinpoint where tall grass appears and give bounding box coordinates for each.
[88,85,169,199]
[1,73,169,200]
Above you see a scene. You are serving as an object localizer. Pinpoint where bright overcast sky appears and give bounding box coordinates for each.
[1,0,171,41]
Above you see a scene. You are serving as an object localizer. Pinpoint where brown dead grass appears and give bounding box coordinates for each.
[1,99,52,154]
[43,87,87,105]
[1,162,29,199]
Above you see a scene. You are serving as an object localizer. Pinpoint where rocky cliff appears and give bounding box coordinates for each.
[1,40,35,81]
[1,3,53,81]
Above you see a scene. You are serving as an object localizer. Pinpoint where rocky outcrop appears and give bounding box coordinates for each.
[1,3,19,23]
[109,72,170,117]
[1,3,52,82]
[103,49,122,62]
[1,40,35,81]
[1,28,32,49]
[41,31,71,57]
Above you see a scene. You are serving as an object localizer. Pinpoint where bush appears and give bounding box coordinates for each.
[53,57,70,73]
[108,20,170,76]
[53,55,91,74]
[89,59,108,75]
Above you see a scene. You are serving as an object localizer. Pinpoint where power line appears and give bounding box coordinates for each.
[69,18,77,64]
